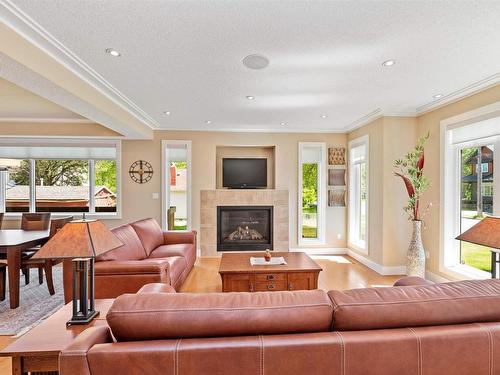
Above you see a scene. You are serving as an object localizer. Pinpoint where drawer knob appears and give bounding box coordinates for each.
[267,284,275,290]
[288,282,293,291]
[266,275,275,280]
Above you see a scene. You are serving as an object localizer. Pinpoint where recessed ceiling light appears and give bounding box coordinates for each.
[163,111,171,115]
[246,95,255,100]
[433,94,444,99]
[382,59,395,67]
[321,115,328,119]
[280,122,287,126]
[243,54,270,70]
[105,48,121,57]
[205,120,211,125]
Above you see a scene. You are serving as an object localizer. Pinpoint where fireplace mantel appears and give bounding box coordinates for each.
[200,189,289,256]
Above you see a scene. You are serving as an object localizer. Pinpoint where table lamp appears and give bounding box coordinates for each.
[456,216,500,279]
[33,216,123,324]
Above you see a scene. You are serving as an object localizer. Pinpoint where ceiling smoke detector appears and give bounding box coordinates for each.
[243,54,270,70]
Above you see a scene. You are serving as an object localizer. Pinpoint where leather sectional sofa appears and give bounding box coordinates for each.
[61,277,500,375]
[63,218,197,302]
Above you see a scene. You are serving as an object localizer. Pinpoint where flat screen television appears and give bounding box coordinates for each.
[222,158,267,189]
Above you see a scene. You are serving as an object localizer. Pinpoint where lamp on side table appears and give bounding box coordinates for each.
[32,216,123,324]
[456,216,500,279]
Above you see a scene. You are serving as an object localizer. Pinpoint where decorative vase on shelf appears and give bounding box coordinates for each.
[406,220,426,277]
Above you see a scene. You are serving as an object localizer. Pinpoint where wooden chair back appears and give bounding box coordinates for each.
[21,213,51,231]
[0,212,3,229]
[49,216,73,238]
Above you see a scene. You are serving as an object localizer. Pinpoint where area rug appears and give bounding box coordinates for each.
[0,267,64,336]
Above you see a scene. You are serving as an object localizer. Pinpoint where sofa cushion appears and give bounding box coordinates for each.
[130,218,164,256]
[95,259,171,276]
[328,279,500,331]
[149,244,193,260]
[138,283,176,294]
[107,290,333,341]
[97,225,147,261]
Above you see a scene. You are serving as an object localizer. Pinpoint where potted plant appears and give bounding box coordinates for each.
[394,133,431,277]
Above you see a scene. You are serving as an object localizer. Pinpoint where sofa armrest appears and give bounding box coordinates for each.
[393,276,434,287]
[138,283,177,294]
[60,326,112,375]
[163,230,197,245]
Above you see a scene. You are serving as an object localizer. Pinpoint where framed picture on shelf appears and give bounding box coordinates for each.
[328,147,346,166]
[328,189,346,207]
[328,168,346,186]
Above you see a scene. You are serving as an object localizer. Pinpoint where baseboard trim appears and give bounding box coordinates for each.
[289,247,348,255]
[347,249,406,276]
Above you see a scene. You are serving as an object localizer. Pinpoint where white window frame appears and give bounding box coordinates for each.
[298,142,326,246]
[0,138,121,220]
[161,140,192,231]
[348,135,369,254]
[440,102,500,280]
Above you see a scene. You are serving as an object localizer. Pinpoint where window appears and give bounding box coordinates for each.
[0,139,120,217]
[298,142,326,244]
[162,141,191,231]
[442,111,500,279]
[348,135,369,253]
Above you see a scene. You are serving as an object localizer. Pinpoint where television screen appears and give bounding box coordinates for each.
[222,158,267,189]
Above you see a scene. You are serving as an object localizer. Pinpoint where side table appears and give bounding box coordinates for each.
[0,299,113,375]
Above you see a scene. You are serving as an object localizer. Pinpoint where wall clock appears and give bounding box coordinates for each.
[129,160,153,184]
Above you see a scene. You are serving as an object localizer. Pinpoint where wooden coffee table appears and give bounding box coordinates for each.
[219,252,322,292]
[0,299,113,375]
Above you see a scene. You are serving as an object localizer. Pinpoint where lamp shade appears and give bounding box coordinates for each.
[456,216,500,250]
[32,219,123,259]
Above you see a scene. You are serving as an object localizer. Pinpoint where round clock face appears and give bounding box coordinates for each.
[129,160,153,184]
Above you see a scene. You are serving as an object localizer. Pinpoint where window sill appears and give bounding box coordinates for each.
[348,240,367,254]
[441,264,490,280]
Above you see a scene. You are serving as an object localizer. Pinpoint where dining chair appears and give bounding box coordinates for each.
[22,216,73,295]
[21,213,51,231]
[0,212,4,229]
[20,213,51,285]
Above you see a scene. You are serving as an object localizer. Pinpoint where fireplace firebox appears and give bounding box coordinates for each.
[217,206,273,251]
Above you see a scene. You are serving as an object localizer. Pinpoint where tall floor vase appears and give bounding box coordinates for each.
[406,220,426,277]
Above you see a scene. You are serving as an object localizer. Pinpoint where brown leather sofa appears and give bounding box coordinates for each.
[63,218,197,302]
[61,278,500,375]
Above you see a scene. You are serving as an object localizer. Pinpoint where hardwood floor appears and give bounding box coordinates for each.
[0,254,401,375]
[180,255,401,293]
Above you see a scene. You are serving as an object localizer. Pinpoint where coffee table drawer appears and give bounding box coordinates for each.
[255,273,286,282]
[255,281,287,291]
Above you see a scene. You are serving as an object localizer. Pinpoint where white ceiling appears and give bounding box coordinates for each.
[7,0,500,132]
[0,77,85,121]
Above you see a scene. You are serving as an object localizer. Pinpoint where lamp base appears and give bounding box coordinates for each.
[67,310,100,325]
[69,258,99,325]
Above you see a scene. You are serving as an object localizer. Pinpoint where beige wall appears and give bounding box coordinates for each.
[106,131,347,251]
[0,122,121,137]
[417,84,500,279]
[347,117,417,269]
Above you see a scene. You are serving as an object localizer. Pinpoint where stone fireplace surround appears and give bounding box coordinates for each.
[200,189,289,256]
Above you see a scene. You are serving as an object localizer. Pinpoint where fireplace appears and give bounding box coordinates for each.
[217,206,273,251]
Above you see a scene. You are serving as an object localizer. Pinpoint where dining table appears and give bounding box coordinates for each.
[0,229,50,308]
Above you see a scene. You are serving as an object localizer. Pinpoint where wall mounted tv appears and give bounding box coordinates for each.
[222,158,267,189]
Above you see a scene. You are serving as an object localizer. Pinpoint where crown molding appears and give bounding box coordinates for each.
[0,0,160,130]
[0,117,93,123]
[154,127,346,134]
[416,72,500,115]
[343,108,383,133]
